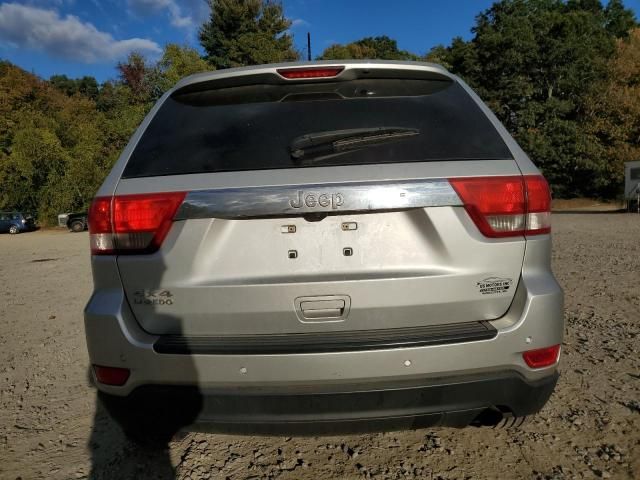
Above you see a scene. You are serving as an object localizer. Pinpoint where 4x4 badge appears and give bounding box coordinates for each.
[133,289,174,305]
[290,191,344,209]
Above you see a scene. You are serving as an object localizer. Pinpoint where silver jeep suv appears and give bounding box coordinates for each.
[85,61,563,438]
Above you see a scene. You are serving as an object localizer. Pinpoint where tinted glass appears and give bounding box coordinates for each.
[123,79,512,179]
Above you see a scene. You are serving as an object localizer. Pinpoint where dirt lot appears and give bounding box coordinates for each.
[1,214,639,480]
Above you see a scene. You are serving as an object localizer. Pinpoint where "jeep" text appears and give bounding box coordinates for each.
[289,191,344,210]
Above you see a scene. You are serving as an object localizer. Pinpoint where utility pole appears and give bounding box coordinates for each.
[307,32,311,61]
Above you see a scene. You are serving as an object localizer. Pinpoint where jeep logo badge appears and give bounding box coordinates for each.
[290,191,344,210]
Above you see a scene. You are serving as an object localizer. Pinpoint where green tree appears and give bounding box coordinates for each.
[49,74,99,99]
[1,42,218,224]
[425,37,478,74]
[199,0,299,69]
[77,76,99,99]
[604,0,637,36]
[319,36,418,60]
[427,0,637,198]
[49,74,78,96]
[0,61,146,223]
[150,44,213,94]
[1,123,70,215]
[318,43,376,60]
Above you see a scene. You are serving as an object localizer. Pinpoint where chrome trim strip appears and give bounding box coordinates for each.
[174,179,461,219]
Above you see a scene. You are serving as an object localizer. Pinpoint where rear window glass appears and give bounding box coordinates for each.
[122,78,512,179]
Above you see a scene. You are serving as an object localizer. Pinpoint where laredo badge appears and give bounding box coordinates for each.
[476,277,513,295]
[133,289,174,305]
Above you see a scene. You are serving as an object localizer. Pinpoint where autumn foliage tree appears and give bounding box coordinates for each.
[585,28,640,195]
[153,44,212,94]
[0,62,112,221]
[319,36,417,61]
[0,44,215,223]
[117,52,152,100]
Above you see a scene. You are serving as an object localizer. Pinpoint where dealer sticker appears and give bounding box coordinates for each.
[476,277,513,295]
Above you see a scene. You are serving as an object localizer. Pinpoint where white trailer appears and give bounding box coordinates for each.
[57,213,70,228]
[625,161,640,212]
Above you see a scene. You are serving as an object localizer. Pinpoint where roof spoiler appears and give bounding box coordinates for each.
[172,61,453,96]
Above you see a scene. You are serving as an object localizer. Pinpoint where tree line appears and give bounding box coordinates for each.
[0,0,638,223]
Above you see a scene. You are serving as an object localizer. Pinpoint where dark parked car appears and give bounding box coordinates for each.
[67,212,88,232]
[0,212,36,234]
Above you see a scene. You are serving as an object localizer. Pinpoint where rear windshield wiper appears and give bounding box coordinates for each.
[290,127,420,163]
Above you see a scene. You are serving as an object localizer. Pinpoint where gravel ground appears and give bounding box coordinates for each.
[1,214,639,480]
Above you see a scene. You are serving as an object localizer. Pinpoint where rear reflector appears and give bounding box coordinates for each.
[93,365,130,386]
[89,192,186,255]
[449,175,551,238]
[277,66,344,79]
[523,344,561,369]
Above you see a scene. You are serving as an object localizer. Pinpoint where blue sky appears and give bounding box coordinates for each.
[1,0,639,83]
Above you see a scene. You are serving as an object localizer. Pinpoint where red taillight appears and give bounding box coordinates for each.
[89,192,186,255]
[277,66,344,79]
[449,175,551,238]
[450,176,526,237]
[88,197,114,253]
[523,344,561,369]
[524,175,551,235]
[93,365,130,386]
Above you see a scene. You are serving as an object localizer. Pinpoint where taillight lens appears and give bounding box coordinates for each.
[450,176,525,237]
[523,344,561,369]
[89,192,186,255]
[524,175,551,235]
[277,66,344,79]
[88,197,115,254]
[449,175,551,238]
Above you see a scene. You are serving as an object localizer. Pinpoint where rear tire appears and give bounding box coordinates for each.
[70,220,85,233]
[8,224,19,234]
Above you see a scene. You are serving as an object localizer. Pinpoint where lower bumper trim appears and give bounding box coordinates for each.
[99,371,558,435]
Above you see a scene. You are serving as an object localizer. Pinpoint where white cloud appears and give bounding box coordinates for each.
[127,0,209,29]
[0,3,161,63]
[290,18,309,29]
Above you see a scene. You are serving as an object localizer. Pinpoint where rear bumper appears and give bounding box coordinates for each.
[85,266,563,393]
[100,371,558,435]
[85,236,564,434]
